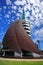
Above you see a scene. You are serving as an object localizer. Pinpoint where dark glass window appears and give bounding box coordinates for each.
[27,32,30,35]
[24,28,30,30]
[23,25,30,27]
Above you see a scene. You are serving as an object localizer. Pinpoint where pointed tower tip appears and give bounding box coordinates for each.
[22,8,25,20]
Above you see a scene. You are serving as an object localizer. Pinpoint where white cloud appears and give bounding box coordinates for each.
[32,8,35,16]
[29,0,36,4]
[27,0,30,4]
[35,28,43,38]
[16,17,20,19]
[16,13,20,16]
[29,0,40,6]
[11,10,16,13]
[40,19,43,24]
[2,33,5,35]
[21,0,26,5]
[6,0,12,5]
[12,16,15,19]
[12,19,15,22]
[39,13,42,19]
[30,16,35,21]
[32,6,42,20]
[14,0,21,6]
[40,1,43,7]
[35,21,40,27]
[41,8,43,14]
[0,8,2,10]
[8,11,11,14]
[5,0,43,23]
[24,4,31,11]
[7,22,11,24]
[5,14,10,18]
[11,5,17,10]
[3,6,7,9]
[5,19,11,24]
[34,19,43,27]
[26,11,30,17]
[34,7,39,13]
[24,5,27,11]
[30,24,34,28]
[18,7,22,13]
[14,0,26,6]
[32,8,42,20]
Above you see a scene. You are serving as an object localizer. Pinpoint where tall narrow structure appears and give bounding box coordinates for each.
[22,8,31,36]
[22,8,25,20]
[2,8,43,58]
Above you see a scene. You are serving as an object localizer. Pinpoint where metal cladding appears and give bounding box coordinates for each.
[2,19,42,54]
[22,20,31,37]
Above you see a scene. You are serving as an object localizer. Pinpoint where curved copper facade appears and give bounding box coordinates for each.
[2,19,42,54]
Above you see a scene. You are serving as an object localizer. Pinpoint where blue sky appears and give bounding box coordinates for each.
[0,0,43,50]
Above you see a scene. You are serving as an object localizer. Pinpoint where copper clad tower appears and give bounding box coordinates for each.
[2,8,43,57]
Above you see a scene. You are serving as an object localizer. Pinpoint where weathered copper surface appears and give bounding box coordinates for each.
[2,19,43,54]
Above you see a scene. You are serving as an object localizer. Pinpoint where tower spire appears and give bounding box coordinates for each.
[22,8,25,20]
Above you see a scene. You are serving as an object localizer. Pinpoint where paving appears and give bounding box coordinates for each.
[0,57,43,61]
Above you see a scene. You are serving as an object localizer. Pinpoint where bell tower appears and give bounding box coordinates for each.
[22,8,31,37]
